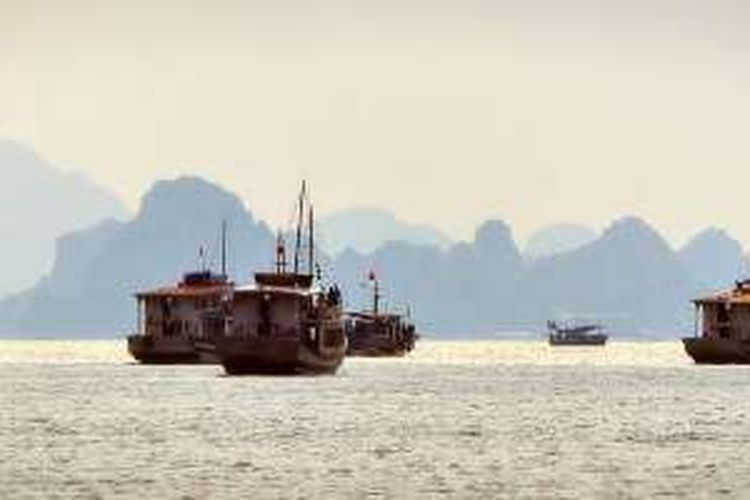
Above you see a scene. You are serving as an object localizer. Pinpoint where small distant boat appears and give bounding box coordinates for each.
[345,272,418,357]
[210,182,347,375]
[547,320,608,346]
[683,280,750,364]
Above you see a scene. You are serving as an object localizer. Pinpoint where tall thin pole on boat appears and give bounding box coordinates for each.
[374,278,380,315]
[276,231,287,274]
[369,271,380,315]
[308,204,314,276]
[293,180,306,274]
[221,219,227,278]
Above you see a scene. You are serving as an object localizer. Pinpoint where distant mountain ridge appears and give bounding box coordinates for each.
[319,207,452,255]
[0,140,129,296]
[524,223,598,259]
[0,176,273,336]
[678,228,746,292]
[0,174,746,338]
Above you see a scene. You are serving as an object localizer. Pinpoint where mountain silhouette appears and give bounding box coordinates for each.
[331,220,524,335]
[524,223,598,259]
[0,140,129,297]
[0,176,273,336]
[1,176,747,338]
[678,228,746,292]
[319,207,452,255]
[521,217,694,335]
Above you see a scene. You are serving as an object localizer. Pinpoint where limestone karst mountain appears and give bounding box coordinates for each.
[524,223,598,260]
[0,176,273,336]
[318,207,452,256]
[1,174,747,337]
[0,140,129,297]
[520,217,695,336]
[678,228,746,292]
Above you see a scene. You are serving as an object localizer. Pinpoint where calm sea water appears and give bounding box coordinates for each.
[1,339,749,499]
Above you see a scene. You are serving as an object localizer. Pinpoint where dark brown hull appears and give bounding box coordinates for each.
[127,335,219,364]
[549,334,607,346]
[346,338,413,357]
[345,321,417,358]
[683,337,750,364]
[215,335,346,375]
[347,347,410,357]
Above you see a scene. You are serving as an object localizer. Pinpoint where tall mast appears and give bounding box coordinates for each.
[369,271,380,315]
[276,231,287,274]
[374,278,380,315]
[293,180,306,274]
[221,219,227,277]
[308,204,314,276]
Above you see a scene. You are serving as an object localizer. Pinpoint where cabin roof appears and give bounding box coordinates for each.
[234,284,317,297]
[346,311,402,321]
[694,282,750,305]
[136,283,232,299]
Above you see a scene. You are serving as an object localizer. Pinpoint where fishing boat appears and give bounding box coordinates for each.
[126,270,232,364]
[345,272,418,357]
[683,280,750,364]
[211,182,347,375]
[547,320,608,346]
[127,223,232,364]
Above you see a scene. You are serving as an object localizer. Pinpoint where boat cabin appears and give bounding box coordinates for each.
[135,271,233,339]
[228,272,342,341]
[346,312,407,338]
[693,280,750,341]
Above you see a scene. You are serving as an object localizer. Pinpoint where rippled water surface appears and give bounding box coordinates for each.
[2,340,749,499]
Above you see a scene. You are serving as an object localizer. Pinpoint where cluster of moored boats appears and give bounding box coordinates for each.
[126,183,418,375]
[126,182,750,371]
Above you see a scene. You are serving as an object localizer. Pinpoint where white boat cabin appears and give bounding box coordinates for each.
[135,271,232,338]
[693,280,750,341]
[227,272,342,339]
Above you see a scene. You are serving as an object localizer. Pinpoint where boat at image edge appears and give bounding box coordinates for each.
[683,279,750,364]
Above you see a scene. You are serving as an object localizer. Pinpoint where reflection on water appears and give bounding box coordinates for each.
[1,340,748,499]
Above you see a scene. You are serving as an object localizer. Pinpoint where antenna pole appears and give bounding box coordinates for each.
[276,231,287,274]
[374,278,380,315]
[293,180,306,274]
[308,204,314,276]
[369,272,380,315]
[221,219,227,277]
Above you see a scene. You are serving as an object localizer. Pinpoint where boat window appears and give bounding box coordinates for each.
[718,304,730,323]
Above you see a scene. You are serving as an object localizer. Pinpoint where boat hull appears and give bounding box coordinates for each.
[347,346,410,357]
[344,316,418,358]
[215,335,346,375]
[127,335,219,364]
[346,336,413,357]
[549,334,607,346]
[683,337,750,364]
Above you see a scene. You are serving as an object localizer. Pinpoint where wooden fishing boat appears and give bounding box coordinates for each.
[345,272,418,357]
[211,182,347,375]
[683,280,750,364]
[127,222,232,364]
[547,320,608,346]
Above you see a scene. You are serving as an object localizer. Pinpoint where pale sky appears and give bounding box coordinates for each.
[2,0,750,245]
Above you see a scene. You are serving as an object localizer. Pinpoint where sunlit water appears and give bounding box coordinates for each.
[1,339,749,499]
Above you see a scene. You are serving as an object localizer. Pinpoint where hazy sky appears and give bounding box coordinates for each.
[2,0,750,244]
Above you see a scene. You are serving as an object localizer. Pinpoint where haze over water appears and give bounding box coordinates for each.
[1,340,747,499]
